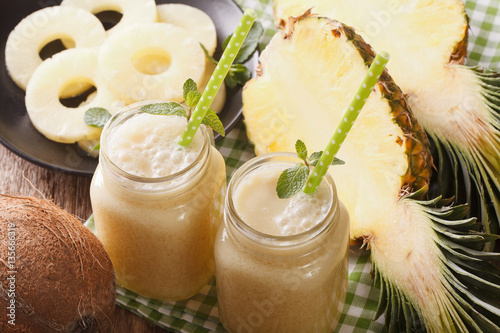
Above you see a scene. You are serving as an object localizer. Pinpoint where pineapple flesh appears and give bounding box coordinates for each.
[5,6,106,91]
[242,15,500,332]
[156,3,218,56]
[273,0,500,239]
[98,22,206,103]
[25,47,126,143]
[60,0,157,35]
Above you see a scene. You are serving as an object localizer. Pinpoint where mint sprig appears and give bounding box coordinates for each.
[276,163,310,199]
[276,140,344,199]
[140,102,187,117]
[200,21,263,89]
[141,78,225,137]
[84,107,112,128]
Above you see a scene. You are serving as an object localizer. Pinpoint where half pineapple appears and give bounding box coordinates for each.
[242,15,500,332]
[273,0,500,241]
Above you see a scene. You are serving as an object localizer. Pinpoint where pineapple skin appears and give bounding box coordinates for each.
[338,23,432,195]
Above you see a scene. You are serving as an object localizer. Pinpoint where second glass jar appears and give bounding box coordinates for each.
[214,152,350,333]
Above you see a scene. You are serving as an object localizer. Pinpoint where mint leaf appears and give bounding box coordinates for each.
[186,90,201,108]
[200,43,218,65]
[331,157,346,166]
[309,151,322,166]
[226,64,251,89]
[183,78,198,101]
[276,163,310,199]
[202,108,225,137]
[295,140,307,161]
[84,107,111,128]
[309,151,345,167]
[235,21,264,63]
[140,102,187,117]
[222,21,263,64]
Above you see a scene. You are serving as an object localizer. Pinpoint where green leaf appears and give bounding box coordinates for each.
[331,157,346,166]
[183,78,198,101]
[226,64,251,89]
[309,151,345,166]
[84,107,111,128]
[140,102,187,117]
[295,140,307,161]
[234,21,264,64]
[200,43,218,65]
[91,143,100,152]
[202,108,225,137]
[186,91,201,108]
[309,151,323,162]
[276,163,310,199]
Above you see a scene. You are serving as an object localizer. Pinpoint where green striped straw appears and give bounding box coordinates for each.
[178,8,257,146]
[303,51,390,194]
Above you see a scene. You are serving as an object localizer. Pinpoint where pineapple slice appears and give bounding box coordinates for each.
[25,47,126,143]
[98,23,205,103]
[242,15,500,332]
[273,0,500,238]
[5,6,106,91]
[156,4,217,56]
[77,138,100,158]
[60,0,156,35]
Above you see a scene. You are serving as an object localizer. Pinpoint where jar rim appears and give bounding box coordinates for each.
[226,152,339,247]
[100,100,211,184]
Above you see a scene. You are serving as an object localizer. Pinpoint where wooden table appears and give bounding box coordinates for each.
[0,144,168,333]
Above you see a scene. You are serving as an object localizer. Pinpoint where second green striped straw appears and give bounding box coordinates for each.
[303,51,390,194]
[178,8,257,146]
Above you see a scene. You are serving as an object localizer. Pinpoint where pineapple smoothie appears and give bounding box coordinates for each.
[215,153,349,333]
[90,101,226,301]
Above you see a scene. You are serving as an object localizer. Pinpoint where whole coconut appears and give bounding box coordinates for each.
[0,194,115,332]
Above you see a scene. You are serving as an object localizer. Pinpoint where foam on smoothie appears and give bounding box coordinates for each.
[106,113,203,178]
[233,163,331,236]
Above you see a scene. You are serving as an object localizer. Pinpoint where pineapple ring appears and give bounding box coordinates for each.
[61,0,156,35]
[98,23,205,103]
[5,6,106,91]
[156,4,217,56]
[25,47,126,144]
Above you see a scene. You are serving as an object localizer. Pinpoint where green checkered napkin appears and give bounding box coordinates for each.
[88,0,500,332]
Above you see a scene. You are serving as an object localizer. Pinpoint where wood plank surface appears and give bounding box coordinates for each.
[0,144,168,333]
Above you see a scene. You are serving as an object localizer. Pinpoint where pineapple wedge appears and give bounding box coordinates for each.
[60,0,156,35]
[242,15,500,332]
[5,6,106,91]
[98,23,205,103]
[273,0,500,239]
[25,47,126,143]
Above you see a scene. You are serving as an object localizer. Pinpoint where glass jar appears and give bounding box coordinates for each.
[90,101,226,301]
[214,153,349,333]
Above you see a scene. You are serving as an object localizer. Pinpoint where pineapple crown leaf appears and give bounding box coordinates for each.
[374,195,500,332]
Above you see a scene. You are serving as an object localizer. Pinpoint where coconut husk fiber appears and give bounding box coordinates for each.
[0,194,115,332]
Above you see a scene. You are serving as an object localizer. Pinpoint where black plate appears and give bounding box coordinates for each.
[0,0,257,176]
